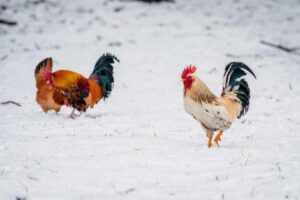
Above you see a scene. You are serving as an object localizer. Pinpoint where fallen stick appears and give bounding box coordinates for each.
[260,40,299,54]
[1,100,21,107]
[135,0,174,2]
[0,19,17,26]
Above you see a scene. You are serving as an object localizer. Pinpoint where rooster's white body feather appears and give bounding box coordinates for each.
[184,93,232,131]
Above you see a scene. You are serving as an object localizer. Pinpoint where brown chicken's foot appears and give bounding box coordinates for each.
[214,130,223,147]
[69,109,82,119]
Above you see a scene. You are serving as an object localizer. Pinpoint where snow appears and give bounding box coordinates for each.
[1,0,300,199]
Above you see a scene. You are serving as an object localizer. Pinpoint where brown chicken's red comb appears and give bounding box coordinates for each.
[182,65,197,79]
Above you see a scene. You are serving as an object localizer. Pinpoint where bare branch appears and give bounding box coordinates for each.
[0,19,17,26]
[1,100,21,107]
[261,40,299,54]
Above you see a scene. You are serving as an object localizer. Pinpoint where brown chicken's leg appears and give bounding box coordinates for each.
[214,130,223,147]
[69,108,82,119]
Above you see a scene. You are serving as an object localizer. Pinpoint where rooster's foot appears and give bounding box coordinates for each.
[214,130,223,147]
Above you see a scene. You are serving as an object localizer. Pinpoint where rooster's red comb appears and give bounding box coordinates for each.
[182,65,197,79]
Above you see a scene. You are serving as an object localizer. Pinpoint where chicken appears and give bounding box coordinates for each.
[182,62,256,148]
[35,53,119,118]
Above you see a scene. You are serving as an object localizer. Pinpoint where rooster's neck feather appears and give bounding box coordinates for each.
[185,77,216,104]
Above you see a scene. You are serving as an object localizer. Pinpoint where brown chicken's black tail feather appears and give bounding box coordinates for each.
[90,53,119,99]
[35,57,53,76]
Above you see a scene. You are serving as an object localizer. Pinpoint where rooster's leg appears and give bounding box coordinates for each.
[214,130,223,147]
[208,136,213,148]
[206,131,213,148]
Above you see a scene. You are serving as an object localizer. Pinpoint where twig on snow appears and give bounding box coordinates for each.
[1,100,22,107]
[112,184,136,196]
[16,196,26,200]
[0,55,8,61]
[275,162,282,172]
[135,0,174,2]
[260,40,300,55]
[32,0,46,5]
[0,19,17,26]
[225,53,241,59]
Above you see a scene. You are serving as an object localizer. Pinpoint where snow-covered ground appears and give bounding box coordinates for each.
[1,0,300,199]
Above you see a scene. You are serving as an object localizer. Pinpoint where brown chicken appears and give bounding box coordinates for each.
[35,53,119,118]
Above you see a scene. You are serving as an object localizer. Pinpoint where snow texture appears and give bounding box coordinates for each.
[0,0,300,199]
